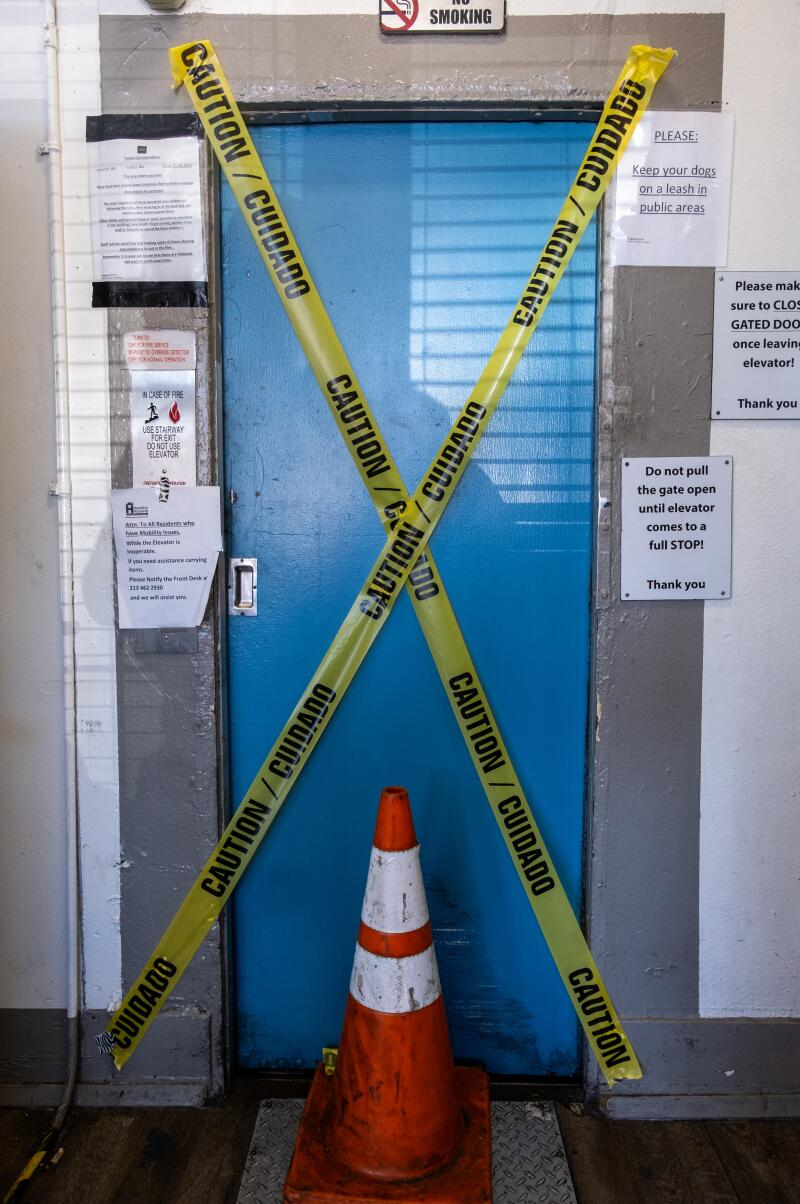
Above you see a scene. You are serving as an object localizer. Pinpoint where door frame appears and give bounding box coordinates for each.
[214,103,606,1092]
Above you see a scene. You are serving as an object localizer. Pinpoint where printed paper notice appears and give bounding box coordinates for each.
[621,457,732,601]
[712,272,800,418]
[89,137,205,281]
[112,487,222,629]
[611,112,734,267]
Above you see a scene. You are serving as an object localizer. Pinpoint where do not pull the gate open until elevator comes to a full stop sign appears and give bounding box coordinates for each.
[621,456,733,601]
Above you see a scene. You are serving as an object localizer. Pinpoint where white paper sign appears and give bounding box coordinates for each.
[130,370,196,488]
[621,456,732,600]
[89,137,205,281]
[712,271,800,418]
[124,330,196,371]
[112,487,222,629]
[611,112,734,267]
[380,0,505,33]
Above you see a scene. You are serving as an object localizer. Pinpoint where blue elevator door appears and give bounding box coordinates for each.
[222,121,596,1076]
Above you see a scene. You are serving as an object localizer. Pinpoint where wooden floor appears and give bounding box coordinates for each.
[1,1084,798,1203]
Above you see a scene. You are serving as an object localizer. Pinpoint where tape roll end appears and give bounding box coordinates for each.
[605,1061,644,1087]
[168,46,187,90]
[630,44,678,68]
[168,39,216,90]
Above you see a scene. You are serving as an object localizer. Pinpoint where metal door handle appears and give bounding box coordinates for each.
[228,557,258,616]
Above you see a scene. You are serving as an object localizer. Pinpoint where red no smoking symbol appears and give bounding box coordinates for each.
[381,0,420,33]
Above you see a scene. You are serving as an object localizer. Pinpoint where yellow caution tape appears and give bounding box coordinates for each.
[2,1131,54,1204]
[101,41,674,1078]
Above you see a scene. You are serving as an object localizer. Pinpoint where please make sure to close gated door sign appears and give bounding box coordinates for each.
[380,0,506,35]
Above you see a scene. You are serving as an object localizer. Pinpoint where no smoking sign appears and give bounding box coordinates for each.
[380,0,506,34]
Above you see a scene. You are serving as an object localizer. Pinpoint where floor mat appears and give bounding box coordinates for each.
[236,1097,577,1202]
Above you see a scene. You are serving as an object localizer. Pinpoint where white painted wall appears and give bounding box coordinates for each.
[3,0,798,1025]
[700,0,800,1017]
[56,0,122,1013]
[0,1,66,1010]
[0,0,121,1013]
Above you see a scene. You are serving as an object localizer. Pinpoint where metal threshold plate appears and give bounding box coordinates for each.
[236,1097,577,1203]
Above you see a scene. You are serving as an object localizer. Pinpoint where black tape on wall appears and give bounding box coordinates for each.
[92,281,209,309]
[86,113,203,141]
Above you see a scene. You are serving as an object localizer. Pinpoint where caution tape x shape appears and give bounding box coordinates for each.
[102,40,675,1080]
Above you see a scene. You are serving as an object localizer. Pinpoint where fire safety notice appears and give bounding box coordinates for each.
[712,272,800,418]
[111,486,222,629]
[124,331,197,488]
[123,330,196,371]
[620,456,732,601]
[129,371,196,488]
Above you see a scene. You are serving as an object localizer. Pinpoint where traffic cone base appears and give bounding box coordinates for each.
[283,1063,492,1203]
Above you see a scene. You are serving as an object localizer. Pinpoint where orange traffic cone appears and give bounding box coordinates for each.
[283,786,492,1203]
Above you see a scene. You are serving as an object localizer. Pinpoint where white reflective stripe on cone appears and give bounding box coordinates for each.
[350,944,442,1014]
[361,846,429,934]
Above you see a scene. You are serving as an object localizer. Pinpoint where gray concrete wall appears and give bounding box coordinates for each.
[108,291,228,1102]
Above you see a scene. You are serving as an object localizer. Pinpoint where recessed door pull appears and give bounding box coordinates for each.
[228,557,258,616]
